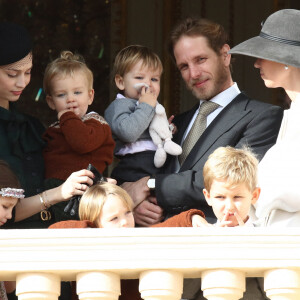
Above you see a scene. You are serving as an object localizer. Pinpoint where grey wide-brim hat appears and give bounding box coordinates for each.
[229,9,300,68]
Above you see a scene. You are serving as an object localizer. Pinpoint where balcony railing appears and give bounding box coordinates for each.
[1,227,300,300]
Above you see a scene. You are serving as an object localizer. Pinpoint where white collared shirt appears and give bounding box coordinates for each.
[175,83,240,171]
[182,83,240,142]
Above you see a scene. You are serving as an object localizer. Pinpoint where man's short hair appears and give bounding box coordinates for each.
[168,17,229,62]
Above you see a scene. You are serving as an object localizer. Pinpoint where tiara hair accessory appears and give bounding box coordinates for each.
[0,188,25,199]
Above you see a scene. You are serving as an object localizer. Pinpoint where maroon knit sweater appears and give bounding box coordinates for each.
[43,111,115,180]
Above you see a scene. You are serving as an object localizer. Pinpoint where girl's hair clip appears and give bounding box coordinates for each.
[0,188,25,199]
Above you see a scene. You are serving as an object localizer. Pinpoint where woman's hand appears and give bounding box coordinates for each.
[60,169,94,200]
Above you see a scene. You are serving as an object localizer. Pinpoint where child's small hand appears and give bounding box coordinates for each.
[57,110,71,119]
[217,210,245,227]
[168,115,174,124]
[234,211,246,226]
[192,214,212,227]
[168,115,177,134]
[218,211,234,227]
[107,177,117,185]
[139,86,157,107]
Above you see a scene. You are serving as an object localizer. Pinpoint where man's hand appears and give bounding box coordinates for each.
[121,176,151,207]
[133,199,163,227]
[121,177,164,226]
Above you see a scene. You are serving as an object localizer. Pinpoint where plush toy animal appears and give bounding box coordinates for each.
[149,103,182,167]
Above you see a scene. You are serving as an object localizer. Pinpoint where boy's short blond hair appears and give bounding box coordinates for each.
[203,146,258,192]
[113,45,163,79]
[78,182,134,227]
[43,50,93,95]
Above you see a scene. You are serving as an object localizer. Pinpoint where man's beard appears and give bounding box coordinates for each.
[188,64,229,100]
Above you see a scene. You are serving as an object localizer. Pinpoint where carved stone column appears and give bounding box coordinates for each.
[201,269,245,300]
[16,272,60,300]
[264,269,300,300]
[139,270,183,300]
[76,271,120,300]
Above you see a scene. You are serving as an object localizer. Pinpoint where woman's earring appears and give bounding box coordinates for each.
[285,65,289,70]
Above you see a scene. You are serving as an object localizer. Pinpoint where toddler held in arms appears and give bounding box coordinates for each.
[105,45,181,184]
[42,51,115,221]
[193,146,261,227]
[43,51,115,183]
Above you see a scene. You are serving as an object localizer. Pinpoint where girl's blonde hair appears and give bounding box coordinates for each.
[203,146,258,192]
[78,182,134,227]
[43,50,93,95]
[113,45,163,79]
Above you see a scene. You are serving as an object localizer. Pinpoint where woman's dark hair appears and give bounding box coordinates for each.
[0,160,21,189]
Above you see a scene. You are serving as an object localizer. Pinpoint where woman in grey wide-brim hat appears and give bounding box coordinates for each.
[230,9,300,226]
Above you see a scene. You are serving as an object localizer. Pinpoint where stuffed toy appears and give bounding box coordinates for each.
[134,83,182,168]
[149,103,182,167]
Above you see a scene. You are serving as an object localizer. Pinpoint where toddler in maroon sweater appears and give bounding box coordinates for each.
[42,51,115,221]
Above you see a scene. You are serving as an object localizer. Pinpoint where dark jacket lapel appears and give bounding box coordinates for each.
[180,93,251,171]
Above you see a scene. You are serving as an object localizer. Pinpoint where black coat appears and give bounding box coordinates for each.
[156,92,283,220]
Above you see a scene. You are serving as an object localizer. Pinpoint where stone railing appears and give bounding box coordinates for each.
[1,227,300,300]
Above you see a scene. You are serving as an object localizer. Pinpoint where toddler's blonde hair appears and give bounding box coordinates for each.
[113,45,163,79]
[43,50,93,95]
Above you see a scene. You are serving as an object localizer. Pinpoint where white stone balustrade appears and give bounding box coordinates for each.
[1,227,300,300]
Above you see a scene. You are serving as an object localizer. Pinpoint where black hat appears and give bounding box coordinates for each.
[0,22,32,66]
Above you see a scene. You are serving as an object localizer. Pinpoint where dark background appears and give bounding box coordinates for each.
[1,0,300,126]
[0,0,111,126]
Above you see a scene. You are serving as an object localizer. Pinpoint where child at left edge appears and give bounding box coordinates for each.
[42,50,115,222]
[0,160,25,299]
